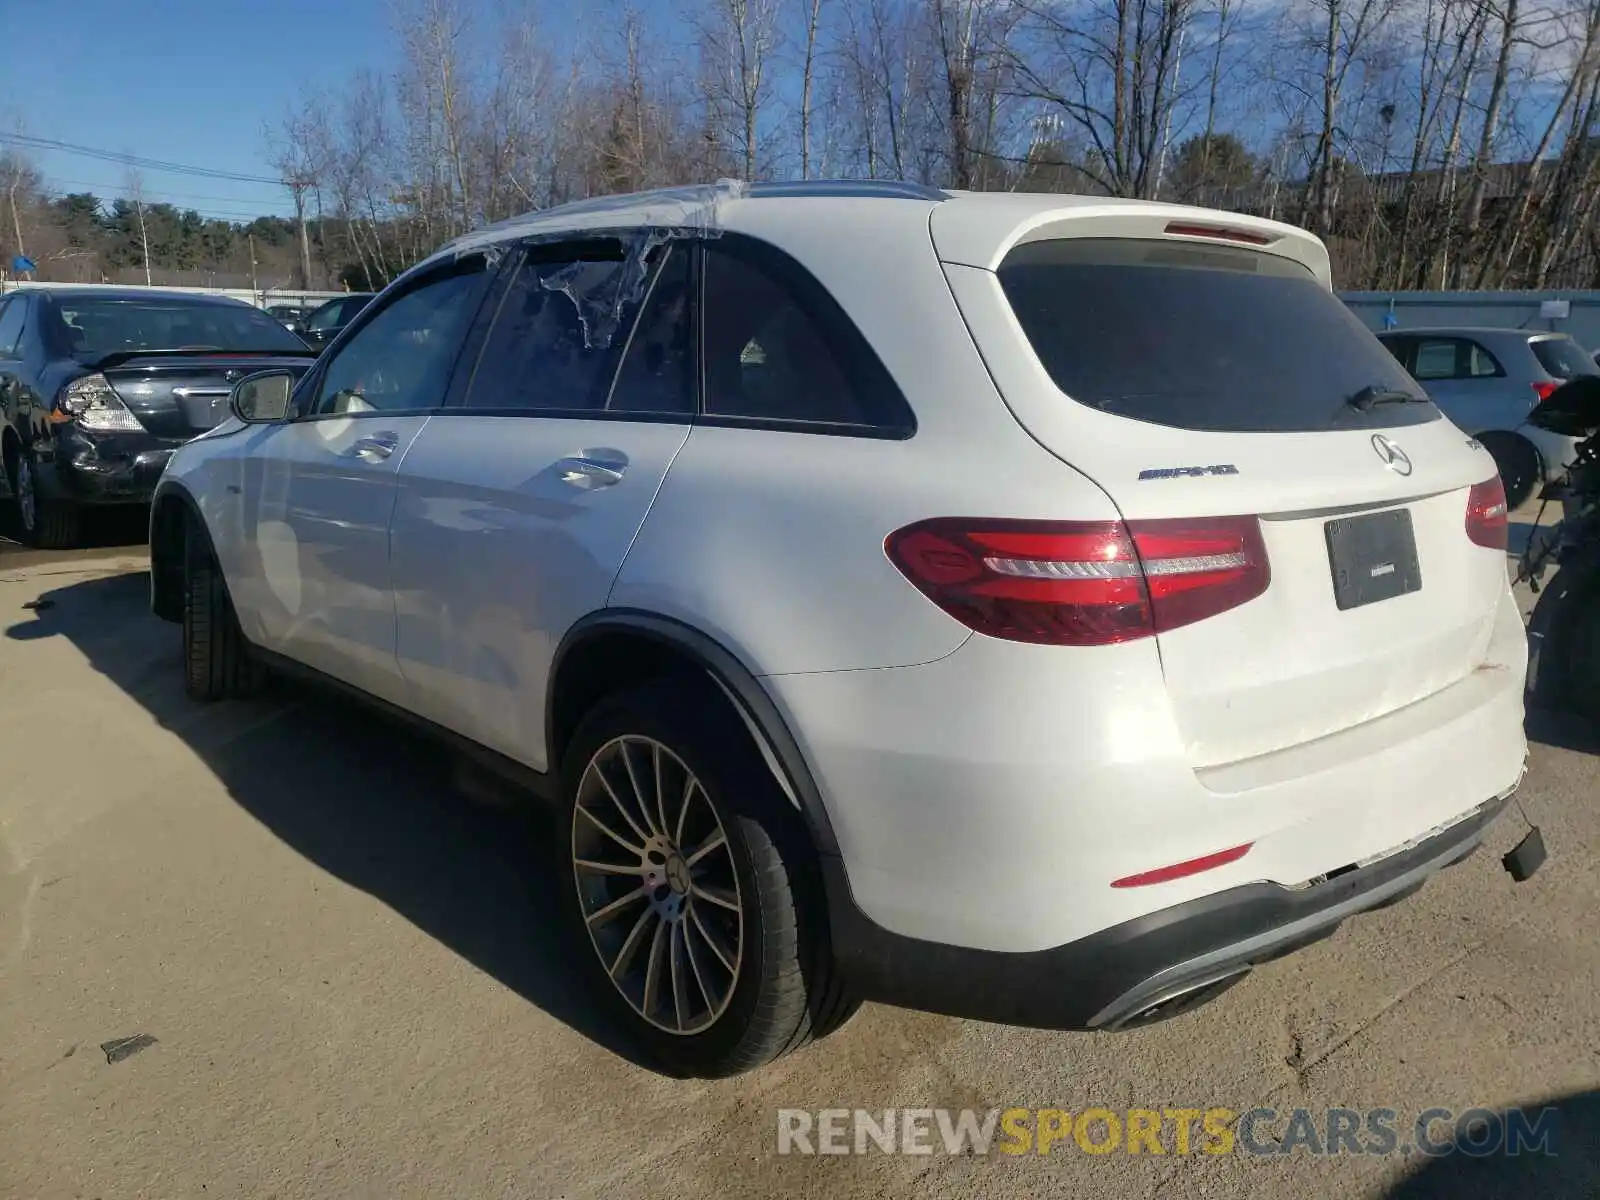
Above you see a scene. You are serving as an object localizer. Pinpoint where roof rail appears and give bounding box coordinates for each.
[745,179,949,202]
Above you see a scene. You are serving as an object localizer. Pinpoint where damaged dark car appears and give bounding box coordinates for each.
[0,287,319,548]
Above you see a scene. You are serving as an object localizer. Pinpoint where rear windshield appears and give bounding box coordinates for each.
[52,297,308,359]
[996,239,1439,433]
[1529,336,1599,380]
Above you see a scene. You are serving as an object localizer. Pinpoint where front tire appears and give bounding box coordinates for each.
[182,518,266,701]
[559,677,857,1077]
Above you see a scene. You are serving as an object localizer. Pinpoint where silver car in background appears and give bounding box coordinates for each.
[1378,326,1594,507]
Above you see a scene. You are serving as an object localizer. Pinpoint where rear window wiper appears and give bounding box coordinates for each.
[1346,384,1426,412]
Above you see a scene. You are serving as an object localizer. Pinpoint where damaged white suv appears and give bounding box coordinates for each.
[151,180,1530,1078]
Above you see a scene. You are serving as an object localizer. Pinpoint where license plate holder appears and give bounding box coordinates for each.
[1325,508,1421,611]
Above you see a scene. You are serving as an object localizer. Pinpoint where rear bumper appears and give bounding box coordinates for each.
[42,427,178,505]
[823,786,1514,1030]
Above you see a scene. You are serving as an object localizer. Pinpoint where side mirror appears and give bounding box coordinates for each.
[231,370,295,423]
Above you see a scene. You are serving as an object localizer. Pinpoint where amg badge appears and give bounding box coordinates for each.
[1137,464,1240,481]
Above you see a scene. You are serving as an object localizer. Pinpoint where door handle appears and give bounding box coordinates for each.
[555,455,626,488]
[345,432,399,460]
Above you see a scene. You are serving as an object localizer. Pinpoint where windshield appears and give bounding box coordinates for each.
[54,297,309,358]
[997,238,1438,433]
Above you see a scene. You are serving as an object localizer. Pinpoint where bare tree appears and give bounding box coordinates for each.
[799,0,828,177]
[701,0,784,179]
[1008,0,1202,198]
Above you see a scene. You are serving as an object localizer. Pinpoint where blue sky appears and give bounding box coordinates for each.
[2,0,395,220]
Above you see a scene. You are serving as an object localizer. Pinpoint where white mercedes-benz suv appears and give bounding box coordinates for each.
[149,180,1529,1078]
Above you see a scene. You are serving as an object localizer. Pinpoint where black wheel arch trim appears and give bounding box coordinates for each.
[148,479,209,622]
[551,609,842,858]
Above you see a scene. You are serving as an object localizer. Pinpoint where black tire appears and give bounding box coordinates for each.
[1479,432,1541,510]
[5,442,81,549]
[182,517,267,701]
[1527,552,1600,724]
[559,676,858,1078]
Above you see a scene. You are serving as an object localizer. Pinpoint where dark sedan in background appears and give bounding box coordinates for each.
[297,292,376,350]
[0,288,319,548]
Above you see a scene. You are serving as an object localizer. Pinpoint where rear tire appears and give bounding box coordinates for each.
[559,676,858,1078]
[1479,432,1541,510]
[5,443,81,549]
[182,518,266,701]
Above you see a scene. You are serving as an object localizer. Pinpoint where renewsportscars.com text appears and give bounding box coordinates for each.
[776,1106,1559,1158]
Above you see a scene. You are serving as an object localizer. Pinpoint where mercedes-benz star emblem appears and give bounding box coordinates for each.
[1371,434,1413,476]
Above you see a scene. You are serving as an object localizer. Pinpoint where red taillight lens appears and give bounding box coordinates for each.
[884,516,1270,646]
[1532,380,1559,404]
[1465,476,1509,550]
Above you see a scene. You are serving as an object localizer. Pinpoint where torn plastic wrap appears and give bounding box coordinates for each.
[433,180,751,352]
[440,178,749,264]
[530,228,671,352]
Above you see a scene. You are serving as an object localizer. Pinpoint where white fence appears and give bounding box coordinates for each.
[0,280,347,311]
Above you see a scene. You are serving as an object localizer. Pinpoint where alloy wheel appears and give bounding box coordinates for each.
[14,454,35,532]
[571,735,744,1035]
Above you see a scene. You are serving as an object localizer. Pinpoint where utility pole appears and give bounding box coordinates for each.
[136,197,152,286]
[6,172,24,264]
[288,177,313,290]
[248,231,259,300]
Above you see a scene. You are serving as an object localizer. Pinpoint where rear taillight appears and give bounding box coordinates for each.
[1532,380,1559,405]
[1465,476,1508,550]
[53,373,144,432]
[884,516,1270,646]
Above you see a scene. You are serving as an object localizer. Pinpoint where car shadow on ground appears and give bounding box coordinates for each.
[1383,1088,1600,1198]
[4,569,649,1070]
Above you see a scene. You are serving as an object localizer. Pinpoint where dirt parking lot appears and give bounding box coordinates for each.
[1,525,1597,1199]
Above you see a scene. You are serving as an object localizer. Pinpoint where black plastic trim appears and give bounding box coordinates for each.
[822,790,1515,1031]
[550,610,841,857]
[694,413,916,440]
[427,408,694,426]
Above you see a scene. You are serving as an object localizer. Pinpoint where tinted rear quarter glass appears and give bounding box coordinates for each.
[996,239,1437,433]
[1529,336,1598,380]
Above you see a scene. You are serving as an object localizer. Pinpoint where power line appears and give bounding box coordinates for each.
[0,132,287,186]
[45,176,284,207]
[39,188,287,225]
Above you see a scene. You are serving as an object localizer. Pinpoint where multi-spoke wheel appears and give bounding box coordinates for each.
[4,443,80,549]
[573,735,743,1035]
[559,676,859,1078]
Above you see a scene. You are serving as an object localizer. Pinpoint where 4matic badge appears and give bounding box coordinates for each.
[1138,464,1240,481]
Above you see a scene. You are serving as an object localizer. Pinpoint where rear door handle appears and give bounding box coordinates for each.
[345,432,399,460]
[555,455,627,488]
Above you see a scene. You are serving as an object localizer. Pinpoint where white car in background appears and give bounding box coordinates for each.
[149,181,1529,1078]
[1378,325,1596,507]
